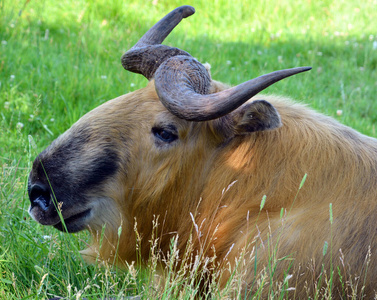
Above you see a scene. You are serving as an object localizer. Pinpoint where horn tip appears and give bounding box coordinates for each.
[300,66,312,72]
[178,5,195,18]
[289,66,312,75]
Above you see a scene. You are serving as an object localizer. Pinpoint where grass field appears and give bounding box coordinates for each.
[1,0,377,298]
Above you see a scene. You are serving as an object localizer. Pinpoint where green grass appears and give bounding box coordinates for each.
[1,0,376,298]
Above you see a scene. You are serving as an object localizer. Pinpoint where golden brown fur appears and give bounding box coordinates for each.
[68,79,377,297]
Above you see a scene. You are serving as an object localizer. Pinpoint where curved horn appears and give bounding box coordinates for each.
[155,60,312,121]
[121,6,195,79]
[121,5,312,121]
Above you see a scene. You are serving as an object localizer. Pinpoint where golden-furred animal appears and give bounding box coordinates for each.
[28,6,377,297]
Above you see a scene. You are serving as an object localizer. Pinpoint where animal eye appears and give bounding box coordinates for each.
[152,127,178,143]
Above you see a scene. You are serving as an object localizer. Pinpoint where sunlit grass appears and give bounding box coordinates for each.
[1,0,377,298]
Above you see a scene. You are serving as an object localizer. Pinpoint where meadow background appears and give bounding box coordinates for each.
[0,0,376,298]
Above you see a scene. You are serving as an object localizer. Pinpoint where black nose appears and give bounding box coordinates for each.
[28,183,51,211]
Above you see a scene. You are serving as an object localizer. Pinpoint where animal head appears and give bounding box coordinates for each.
[28,6,310,236]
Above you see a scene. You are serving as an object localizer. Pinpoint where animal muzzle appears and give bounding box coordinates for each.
[28,178,94,233]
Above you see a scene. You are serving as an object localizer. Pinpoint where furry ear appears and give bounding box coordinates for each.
[233,100,282,135]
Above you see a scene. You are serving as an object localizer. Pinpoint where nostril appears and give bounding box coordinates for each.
[29,184,51,211]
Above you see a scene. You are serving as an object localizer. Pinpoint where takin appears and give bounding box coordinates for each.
[28,6,377,298]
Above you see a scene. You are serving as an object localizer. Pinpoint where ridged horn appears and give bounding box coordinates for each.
[155,61,312,121]
[121,6,195,80]
[121,6,312,121]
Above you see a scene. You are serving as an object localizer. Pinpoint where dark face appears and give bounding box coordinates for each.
[28,125,120,233]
